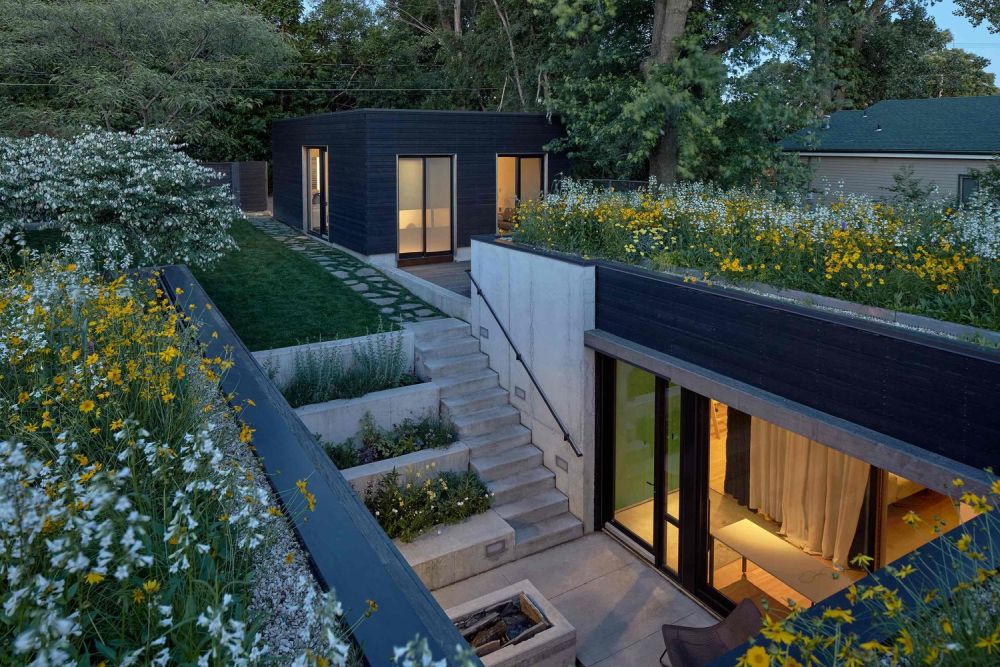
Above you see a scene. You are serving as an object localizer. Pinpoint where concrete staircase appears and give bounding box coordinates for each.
[412,319,583,559]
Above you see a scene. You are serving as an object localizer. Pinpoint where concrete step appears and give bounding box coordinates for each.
[416,336,480,361]
[453,405,522,439]
[495,489,569,525]
[473,444,542,482]
[514,513,584,559]
[442,387,510,419]
[423,352,489,379]
[408,318,471,343]
[487,466,555,506]
[435,368,499,398]
[463,424,532,458]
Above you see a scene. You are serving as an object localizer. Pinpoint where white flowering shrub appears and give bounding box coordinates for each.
[0,128,239,272]
[0,259,352,665]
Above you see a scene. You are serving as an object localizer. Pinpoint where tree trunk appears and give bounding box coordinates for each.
[454,0,462,36]
[647,0,691,183]
[491,0,526,110]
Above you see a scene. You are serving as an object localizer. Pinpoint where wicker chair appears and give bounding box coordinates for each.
[659,598,762,667]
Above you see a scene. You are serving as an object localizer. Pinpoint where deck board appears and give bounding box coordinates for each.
[402,261,472,297]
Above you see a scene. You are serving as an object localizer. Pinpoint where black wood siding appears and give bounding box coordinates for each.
[595,263,1000,472]
[272,112,368,252]
[272,110,568,256]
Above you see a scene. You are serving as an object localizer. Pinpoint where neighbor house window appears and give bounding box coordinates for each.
[959,174,979,206]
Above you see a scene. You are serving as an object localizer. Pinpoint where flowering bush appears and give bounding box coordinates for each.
[325,412,457,469]
[0,128,239,272]
[737,479,1000,666]
[0,259,351,664]
[511,179,1000,332]
[365,469,492,543]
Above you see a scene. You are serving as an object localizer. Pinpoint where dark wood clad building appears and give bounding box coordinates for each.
[272,109,569,265]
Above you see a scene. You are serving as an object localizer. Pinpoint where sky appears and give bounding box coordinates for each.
[928,0,999,79]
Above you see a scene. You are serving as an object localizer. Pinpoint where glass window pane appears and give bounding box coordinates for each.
[397,158,424,254]
[307,148,322,234]
[424,157,451,253]
[519,158,542,203]
[707,401,870,615]
[613,361,656,546]
[497,157,517,232]
[664,383,682,520]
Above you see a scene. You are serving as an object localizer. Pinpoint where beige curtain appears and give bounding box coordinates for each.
[748,418,869,567]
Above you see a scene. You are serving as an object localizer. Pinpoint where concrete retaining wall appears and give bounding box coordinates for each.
[471,240,597,531]
[253,330,415,389]
[295,382,440,444]
[396,510,516,590]
[340,442,471,496]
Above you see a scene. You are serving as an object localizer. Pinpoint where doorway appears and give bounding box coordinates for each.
[496,155,544,233]
[305,147,328,238]
[397,156,453,264]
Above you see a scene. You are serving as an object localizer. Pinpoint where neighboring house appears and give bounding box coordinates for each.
[782,96,1000,203]
[271,109,568,266]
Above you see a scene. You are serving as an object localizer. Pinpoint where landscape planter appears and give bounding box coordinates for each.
[295,381,440,444]
[253,329,415,388]
[445,579,576,667]
[340,441,471,495]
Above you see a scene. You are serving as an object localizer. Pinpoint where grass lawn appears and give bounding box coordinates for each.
[193,218,392,351]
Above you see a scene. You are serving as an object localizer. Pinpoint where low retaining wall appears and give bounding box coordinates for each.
[341,442,471,496]
[295,381,440,444]
[397,510,516,590]
[253,330,415,389]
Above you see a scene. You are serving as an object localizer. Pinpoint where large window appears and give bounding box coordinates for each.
[397,156,453,258]
[598,353,972,617]
[496,156,544,233]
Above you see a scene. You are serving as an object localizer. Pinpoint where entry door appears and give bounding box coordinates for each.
[496,155,543,233]
[305,147,328,237]
[397,156,453,260]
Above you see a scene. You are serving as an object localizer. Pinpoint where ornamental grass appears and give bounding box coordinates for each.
[737,479,1000,667]
[510,179,1000,333]
[0,258,350,665]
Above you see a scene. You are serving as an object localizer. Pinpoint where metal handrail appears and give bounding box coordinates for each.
[467,270,583,458]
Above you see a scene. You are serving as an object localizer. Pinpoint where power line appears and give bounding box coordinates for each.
[0,81,498,92]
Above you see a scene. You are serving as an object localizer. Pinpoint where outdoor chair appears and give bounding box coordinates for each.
[659,598,762,667]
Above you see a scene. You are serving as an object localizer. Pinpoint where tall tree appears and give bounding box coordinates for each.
[0,0,293,148]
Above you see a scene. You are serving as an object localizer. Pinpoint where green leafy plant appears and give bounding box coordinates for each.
[363,469,492,543]
[325,412,457,470]
[279,331,415,408]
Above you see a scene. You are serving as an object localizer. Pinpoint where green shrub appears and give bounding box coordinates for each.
[279,331,414,408]
[324,412,457,469]
[363,469,492,542]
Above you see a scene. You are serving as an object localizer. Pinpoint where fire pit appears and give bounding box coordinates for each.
[445,580,575,667]
[454,592,551,657]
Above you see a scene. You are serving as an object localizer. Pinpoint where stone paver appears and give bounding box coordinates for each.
[249,218,443,324]
[432,532,716,666]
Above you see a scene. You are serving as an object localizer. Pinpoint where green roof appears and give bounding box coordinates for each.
[782,96,1000,155]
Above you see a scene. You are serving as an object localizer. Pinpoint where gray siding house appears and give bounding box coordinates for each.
[782,96,999,202]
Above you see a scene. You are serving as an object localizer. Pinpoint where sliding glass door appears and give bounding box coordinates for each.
[496,155,544,233]
[305,147,327,238]
[602,357,687,578]
[397,156,453,261]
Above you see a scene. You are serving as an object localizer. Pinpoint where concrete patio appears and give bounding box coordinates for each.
[432,532,716,666]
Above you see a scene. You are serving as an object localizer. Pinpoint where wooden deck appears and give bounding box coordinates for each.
[401,261,472,297]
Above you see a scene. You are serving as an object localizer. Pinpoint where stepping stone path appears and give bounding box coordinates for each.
[249,217,443,324]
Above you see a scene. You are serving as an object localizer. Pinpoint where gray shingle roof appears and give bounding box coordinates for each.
[782,96,1000,155]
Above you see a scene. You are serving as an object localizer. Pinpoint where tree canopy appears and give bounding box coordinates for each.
[0,0,293,147]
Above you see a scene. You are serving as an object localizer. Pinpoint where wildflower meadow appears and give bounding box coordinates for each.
[511,178,1000,332]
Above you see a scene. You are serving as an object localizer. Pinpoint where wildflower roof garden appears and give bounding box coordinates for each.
[781,96,1000,155]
